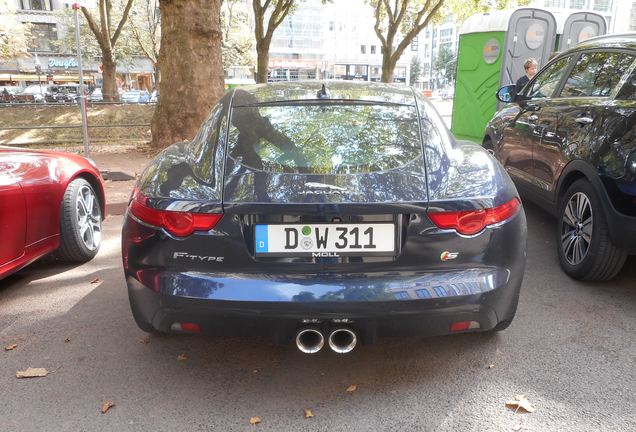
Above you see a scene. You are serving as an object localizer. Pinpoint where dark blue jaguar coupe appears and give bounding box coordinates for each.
[122,82,527,353]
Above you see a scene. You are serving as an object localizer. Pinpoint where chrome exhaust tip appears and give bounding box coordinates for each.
[295,328,325,354]
[328,328,357,354]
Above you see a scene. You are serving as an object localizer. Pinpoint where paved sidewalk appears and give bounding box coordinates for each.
[90,149,156,216]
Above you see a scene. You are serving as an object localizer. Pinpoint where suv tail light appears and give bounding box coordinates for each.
[428,198,520,236]
[129,188,223,237]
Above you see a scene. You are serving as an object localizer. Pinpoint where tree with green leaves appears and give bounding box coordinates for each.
[409,55,422,85]
[128,0,161,86]
[151,0,224,149]
[252,0,297,83]
[222,0,254,71]
[442,0,531,25]
[371,0,445,83]
[434,45,455,86]
[79,0,135,101]
[0,0,31,60]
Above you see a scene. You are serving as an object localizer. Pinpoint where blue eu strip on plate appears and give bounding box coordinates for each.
[255,225,268,253]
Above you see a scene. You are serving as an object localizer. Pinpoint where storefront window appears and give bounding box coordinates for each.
[593,0,610,11]
[370,66,381,82]
[20,0,52,10]
[29,23,57,52]
[393,67,407,83]
[334,65,347,80]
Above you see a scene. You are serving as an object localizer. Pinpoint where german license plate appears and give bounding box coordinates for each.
[254,223,395,256]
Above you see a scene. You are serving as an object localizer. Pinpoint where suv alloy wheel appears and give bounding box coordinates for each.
[557,179,627,280]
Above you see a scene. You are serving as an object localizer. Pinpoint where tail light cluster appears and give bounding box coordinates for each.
[428,198,520,236]
[129,188,223,237]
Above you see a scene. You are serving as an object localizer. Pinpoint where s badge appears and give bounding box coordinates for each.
[440,251,459,261]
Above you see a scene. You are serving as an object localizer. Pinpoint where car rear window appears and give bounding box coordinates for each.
[226,103,421,174]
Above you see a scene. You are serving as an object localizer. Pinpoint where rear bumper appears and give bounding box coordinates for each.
[126,266,522,343]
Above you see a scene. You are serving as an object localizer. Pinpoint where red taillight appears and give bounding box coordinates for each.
[129,188,223,237]
[428,198,520,236]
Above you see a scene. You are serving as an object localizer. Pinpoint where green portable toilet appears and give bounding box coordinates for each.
[451,8,557,143]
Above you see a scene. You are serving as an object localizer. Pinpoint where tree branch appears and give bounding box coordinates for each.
[273,0,294,28]
[265,0,287,40]
[373,0,387,47]
[130,15,156,62]
[105,0,112,34]
[98,0,109,43]
[393,0,444,63]
[394,0,409,28]
[111,0,135,46]
[81,7,109,52]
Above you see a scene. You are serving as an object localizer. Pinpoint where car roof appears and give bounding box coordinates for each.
[571,32,636,51]
[231,80,416,106]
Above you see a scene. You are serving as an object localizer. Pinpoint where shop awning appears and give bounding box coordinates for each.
[0,73,94,83]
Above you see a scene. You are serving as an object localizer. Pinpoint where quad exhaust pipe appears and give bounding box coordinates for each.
[295,327,357,354]
[295,328,325,354]
[328,328,357,354]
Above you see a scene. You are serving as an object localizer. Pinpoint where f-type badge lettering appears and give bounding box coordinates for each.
[173,252,224,262]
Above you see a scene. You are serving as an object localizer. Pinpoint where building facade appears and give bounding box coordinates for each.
[0,0,154,90]
[267,0,412,84]
[417,14,459,90]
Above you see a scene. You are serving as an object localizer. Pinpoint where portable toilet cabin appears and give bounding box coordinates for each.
[451,8,557,143]
[559,11,607,51]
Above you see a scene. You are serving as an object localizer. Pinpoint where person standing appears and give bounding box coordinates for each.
[515,58,539,94]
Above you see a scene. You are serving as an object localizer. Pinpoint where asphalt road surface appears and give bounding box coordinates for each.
[1,202,635,432]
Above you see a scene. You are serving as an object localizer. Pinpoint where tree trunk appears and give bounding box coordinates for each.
[256,43,269,83]
[381,51,396,83]
[101,52,118,102]
[151,0,225,149]
[153,61,160,88]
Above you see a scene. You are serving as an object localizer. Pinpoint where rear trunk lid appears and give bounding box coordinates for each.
[222,98,428,265]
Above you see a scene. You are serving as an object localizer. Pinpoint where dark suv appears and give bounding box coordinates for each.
[484,33,636,281]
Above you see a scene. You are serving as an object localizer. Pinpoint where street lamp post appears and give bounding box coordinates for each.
[35,54,42,102]
[71,2,90,157]
[35,65,42,96]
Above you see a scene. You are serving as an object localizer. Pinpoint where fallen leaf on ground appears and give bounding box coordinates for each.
[253,369,259,373]
[506,395,536,413]
[346,384,357,393]
[64,337,71,343]
[512,423,523,431]
[4,344,17,351]
[90,278,100,284]
[304,408,314,419]
[136,336,150,344]
[177,354,188,361]
[16,367,48,378]
[249,416,261,425]
[487,364,495,369]
[101,400,115,413]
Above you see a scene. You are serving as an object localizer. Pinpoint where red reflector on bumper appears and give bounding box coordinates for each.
[450,321,481,332]
[171,322,201,333]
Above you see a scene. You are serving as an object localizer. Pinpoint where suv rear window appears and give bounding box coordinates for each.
[226,103,421,175]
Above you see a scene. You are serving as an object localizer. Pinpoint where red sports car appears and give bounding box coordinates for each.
[0,146,105,280]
